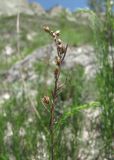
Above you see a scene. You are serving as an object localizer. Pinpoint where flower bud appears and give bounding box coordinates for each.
[52,32,56,38]
[55,30,60,36]
[55,56,61,66]
[57,39,62,44]
[58,44,62,50]
[50,31,54,35]
[42,96,50,105]
[58,44,66,54]
[43,26,50,32]
[61,45,66,54]
[54,68,59,77]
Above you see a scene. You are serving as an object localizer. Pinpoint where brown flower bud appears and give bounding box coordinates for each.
[55,30,60,36]
[54,68,59,76]
[58,44,66,54]
[50,31,54,35]
[61,45,66,54]
[55,56,61,66]
[57,39,62,44]
[58,44,62,50]
[43,26,50,32]
[42,96,50,105]
[52,32,56,38]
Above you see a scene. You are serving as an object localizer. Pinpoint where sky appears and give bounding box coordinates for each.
[29,0,88,11]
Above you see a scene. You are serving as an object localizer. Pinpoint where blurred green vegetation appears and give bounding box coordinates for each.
[0,60,87,159]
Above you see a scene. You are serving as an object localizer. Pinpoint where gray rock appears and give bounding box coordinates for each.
[6,44,96,82]
[77,107,103,160]
[0,0,33,15]
[49,5,64,17]
[30,2,46,15]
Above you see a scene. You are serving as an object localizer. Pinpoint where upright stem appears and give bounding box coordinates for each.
[43,26,68,160]
[50,66,60,160]
[50,106,54,160]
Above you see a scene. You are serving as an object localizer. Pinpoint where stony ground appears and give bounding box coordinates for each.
[0,43,107,159]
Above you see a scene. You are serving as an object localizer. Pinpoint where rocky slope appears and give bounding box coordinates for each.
[0,0,33,15]
[0,43,106,159]
[6,44,96,82]
[0,0,92,20]
[0,0,65,16]
[30,2,46,15]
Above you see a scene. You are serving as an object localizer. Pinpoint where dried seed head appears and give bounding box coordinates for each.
[42,96,50,105]
[55,56,61,66]
[57,39,62,44]
[58,44,62,50]
[43,26,50,32]
[43,26,68,56]
[50,31,54,35]
[58,44,66,54]
[55,30,60,36]
[54,68,59,76]
[61,45,66,54]
[52,32,56,38]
